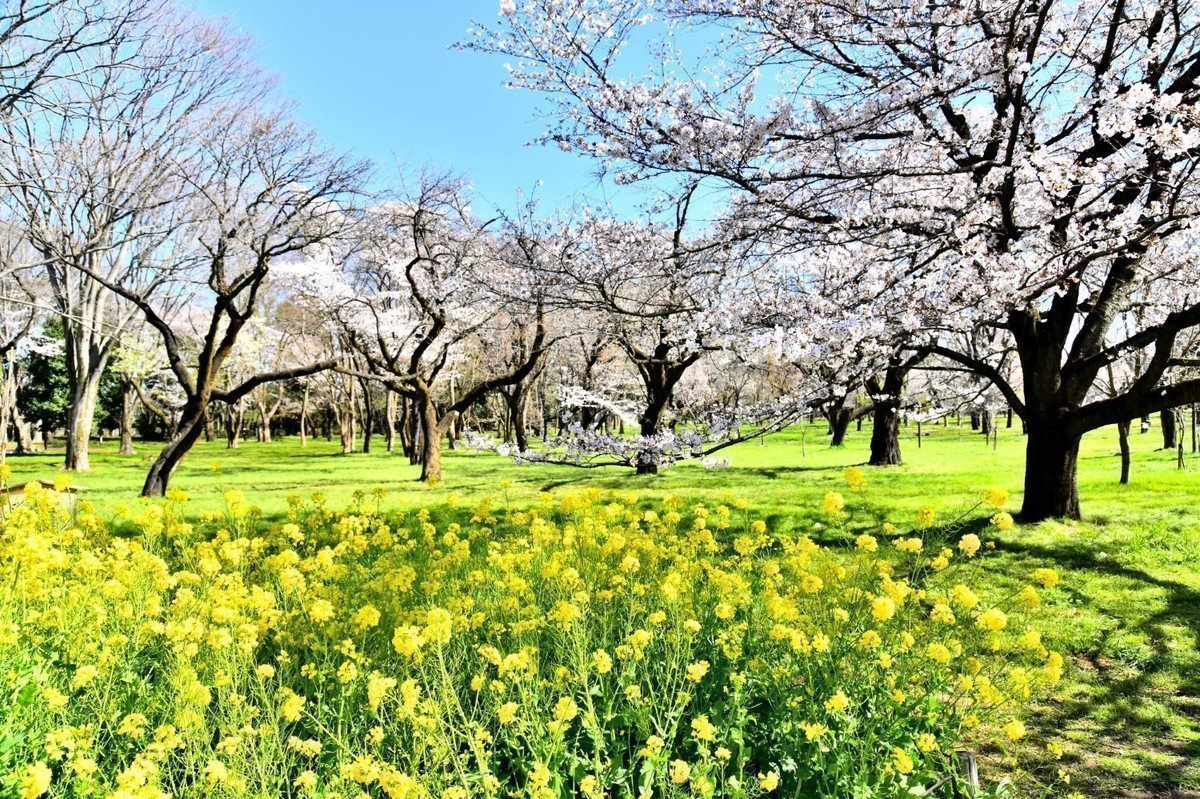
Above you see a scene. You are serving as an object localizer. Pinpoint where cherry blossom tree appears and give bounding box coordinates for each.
[472,0,1200,519]
[312,174,552,483]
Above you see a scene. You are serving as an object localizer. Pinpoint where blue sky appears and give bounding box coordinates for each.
[188,0,625,215]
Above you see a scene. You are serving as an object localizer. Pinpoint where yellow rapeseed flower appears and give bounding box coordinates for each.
[957,534,982,557]
[823,492,846,516]
[984,487,1010,508]
[1032,567,1060,588]
[872,596,897,621]
[976,608,1008,632]
[824,690,851,713]
[686,660,710,683]
[20,762,52,799]
[669,760,691,784]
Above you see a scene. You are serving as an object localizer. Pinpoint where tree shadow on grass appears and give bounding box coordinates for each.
[728,464,845,481]
[989,537,1200,794]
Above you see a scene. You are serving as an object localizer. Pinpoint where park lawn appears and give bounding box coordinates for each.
[3,421,1199,796]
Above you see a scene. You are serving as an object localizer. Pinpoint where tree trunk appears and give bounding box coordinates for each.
[504,388,529,452]
[119,380,137,455]
[1161,409,1177,449]
[828,408,851,447]
[1193,404,1198,454]
[1176,409,1186,469]
[255,397,274,443]
[338,408,355,454]
[1117,419,1131,485]
[300,385,310,447]
[225,404,243,449]
[0,359,15,463]
[637,395,669,475]
[399,395,415,459]
[867,365,905,466]
[142,404,207,497]
[63,368,104,471]
[255,400,267,442]
[12,408,30,455]
[359,378,374,454]
[1020,421,1082,521]
[385,390,397,453]
[868,402,902,465]
[418,396,443,482]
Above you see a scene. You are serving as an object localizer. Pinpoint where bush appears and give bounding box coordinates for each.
[0,476,1068,799]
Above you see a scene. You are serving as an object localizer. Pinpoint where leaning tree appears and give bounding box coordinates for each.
[74,103,366,495]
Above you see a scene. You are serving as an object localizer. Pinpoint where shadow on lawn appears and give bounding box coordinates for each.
[991,537,1200,795]
[727,463,844,480]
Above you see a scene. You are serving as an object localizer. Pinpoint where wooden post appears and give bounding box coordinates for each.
[1178,409,1186,469]
[958,752,979,797]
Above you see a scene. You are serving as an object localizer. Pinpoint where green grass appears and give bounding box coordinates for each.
[4,421,1200,796]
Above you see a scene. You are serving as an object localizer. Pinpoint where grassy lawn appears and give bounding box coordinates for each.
[4,421,1199,796]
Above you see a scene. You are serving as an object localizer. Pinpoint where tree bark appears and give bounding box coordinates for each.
[225,403,243,449]
[338,407,355,454]
[12,407,30,455]
[1192,404,1199,453]
[418,395,443,482]
[119,379,137,455]
[358,378,374,454]
[828,407,852,447]
[399,395,415,460]
[404,396,420,463]
[868,403,902,465]
[1161,409,1177,449]
[300,384,310,447]
[143,403,207,497]
[867,364,906,466]
[1117,419,1131,485]
[63,367,104,471]
[0,358,15,463]
[1021,420,1082,521]
[385,390,396,453]
[504,387,529,451]
[637,394,670,474]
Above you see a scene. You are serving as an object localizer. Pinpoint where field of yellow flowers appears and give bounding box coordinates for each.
[0,470,1069,799]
